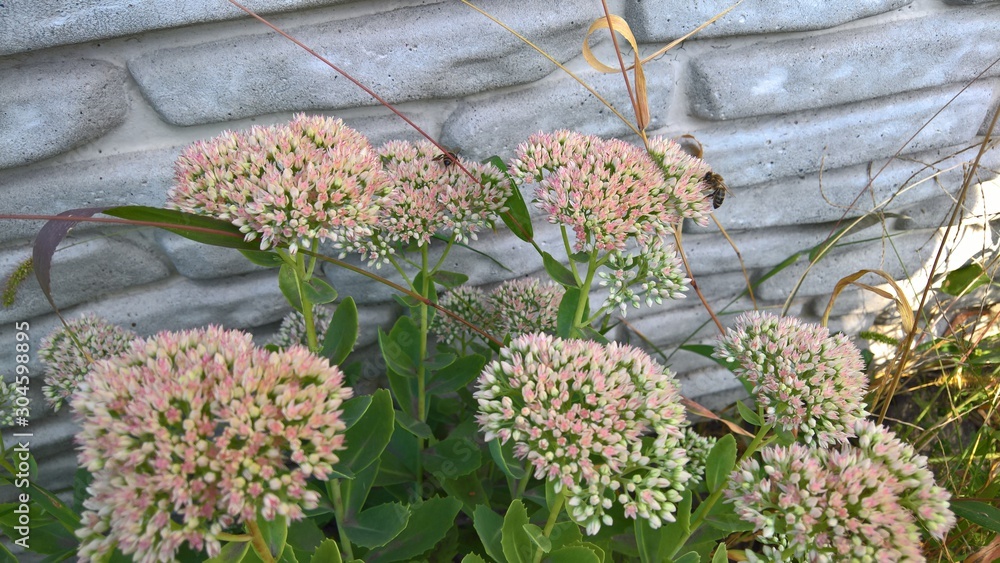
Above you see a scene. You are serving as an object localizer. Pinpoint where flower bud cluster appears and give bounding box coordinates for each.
[726,420,955,562]
[432,278,563,346]
[715,311,868,446]
[39,314,136,411]
[475,333,690,534]
[72,326,352,562]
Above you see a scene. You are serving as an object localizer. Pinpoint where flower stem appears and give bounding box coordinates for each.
[245,519,277,563]
[671,423,774,558]
[415,245,432,497]
[533,490,568,563]
[329,480,356,561]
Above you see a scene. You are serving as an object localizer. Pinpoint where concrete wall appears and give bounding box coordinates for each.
[1,0,999,493]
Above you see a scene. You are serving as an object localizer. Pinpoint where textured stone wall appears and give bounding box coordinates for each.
[1,0,999,494]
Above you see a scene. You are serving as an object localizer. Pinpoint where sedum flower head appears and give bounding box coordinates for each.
[726,421,954,562]
[268,304,336,349]
[39,314,136,412]
[431,278,563,347]
[487,277,563,337]
[369,140,512,261]
[511,131,713,253]
[431,285,493,348]
[72,326,352,562]
[715,311,868,446]
[599,237,688,317]
[0,378,18,428]
[169,114,391,255]
[475,333,690,534]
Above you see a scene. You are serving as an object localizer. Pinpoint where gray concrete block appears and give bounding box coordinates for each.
[676,366,747,413]
[686,140,1000,231]
[625,0,910,41]
[0,147,178,243]
[753,229,943,301]
[943,0,999,5]
[128,0,601,125]
[441,53,674,161]
[0,60,129,169]
[688,5,1000,119]
[0,0,352,56]
[675,82,995,188]
[0,236,172,324]
[155,231,270,280]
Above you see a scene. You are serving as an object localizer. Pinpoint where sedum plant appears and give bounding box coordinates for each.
[3,114,959,563]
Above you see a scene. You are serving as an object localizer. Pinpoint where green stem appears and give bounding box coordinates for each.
[671,423,774,557]
[329,480,356,561]
[246,519,277,563]
[533,490,568,563]
[572,254,600,329]
[415,246,432,496]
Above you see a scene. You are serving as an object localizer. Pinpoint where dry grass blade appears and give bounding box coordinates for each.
[822,269,916,332]
[585,10,647,135]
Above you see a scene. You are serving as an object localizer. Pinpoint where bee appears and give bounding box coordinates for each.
[702,171,731,209]
[432,147,460,167]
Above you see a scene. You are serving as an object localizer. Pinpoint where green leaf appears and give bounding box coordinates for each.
[434,270,470,289]
[951,499,1000,533]
[342,460,380,518]
[659,489,693,553]
[364,497,462,563]
[501,500,534,563]
[332,389,395,476]
[548,522,582,552]
[635,517,666,563]
[556,287,582,339]
[427,353,486,395]
[279,263,303,313]
[487,156,534,243]
[546,546,600,563]
[310,539,343,563]
[735,399,761,427]
[340,395,373,429]
[542,252,577,287]
[303,277,338,305]
[439,471,490,514]
[523,524,551,553]
[27,482,81,532]
[278,547,299,563]
[462,555,488,563]
[704,434,737,493]
[320,297,358,365]
[343,502,410,549]
[424,434,482,479]
[379,317,421,377]
[73,467,93,513]
[489,438,527,480]
[253,515,288,560]
[286,517,325,555]
[240,249,285,268]
[205,542,250,563]
[386,367,417,420]
[474,504,506,563]
[941,263,992,296]
[103,206,255,250]
[374,430,418,486]
[673,551,701,563]
[711,543,728,563]
[393,409,434,439]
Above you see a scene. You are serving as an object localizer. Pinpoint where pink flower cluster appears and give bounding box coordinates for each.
[511,131,713,253]
[475,333,690,534]
[715,311,868,446]
[169,114,391,255]
[726,420,954,561]
[370,140,511,259]
[39,314,136,411]
[432,278,563,347]
[72,327,352,562]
